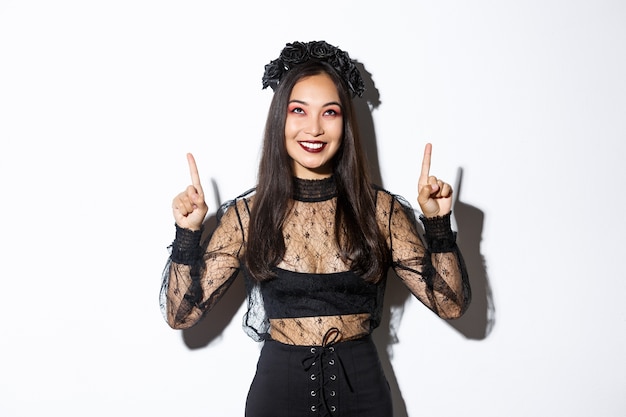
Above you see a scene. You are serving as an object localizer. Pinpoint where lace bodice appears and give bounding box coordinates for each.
[160,177,470,345]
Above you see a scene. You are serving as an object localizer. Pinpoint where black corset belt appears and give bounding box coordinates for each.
[301,328,354,416]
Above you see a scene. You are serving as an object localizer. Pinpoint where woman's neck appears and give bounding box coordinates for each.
[292,176,337,202]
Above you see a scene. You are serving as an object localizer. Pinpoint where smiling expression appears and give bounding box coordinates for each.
[285,73,344,179]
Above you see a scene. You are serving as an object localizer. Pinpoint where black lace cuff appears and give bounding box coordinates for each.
[420,212,456,253]
[170,224,202,265]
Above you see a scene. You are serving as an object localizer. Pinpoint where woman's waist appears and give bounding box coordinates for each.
[268,313,371,346]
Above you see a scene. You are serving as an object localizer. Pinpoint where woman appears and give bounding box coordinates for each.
[160,40,471,417]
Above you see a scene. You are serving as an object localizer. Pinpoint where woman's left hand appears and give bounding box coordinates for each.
[417,143,453,218]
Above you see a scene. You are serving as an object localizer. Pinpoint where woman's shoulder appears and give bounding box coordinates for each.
[216,187,256,221]
[372,184,413,209]
[371,185,420,232]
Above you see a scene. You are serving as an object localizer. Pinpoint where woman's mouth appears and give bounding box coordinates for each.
[298,141,326,153]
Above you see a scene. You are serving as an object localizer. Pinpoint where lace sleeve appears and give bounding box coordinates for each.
[159,198,249,329]
[380,191,471,319]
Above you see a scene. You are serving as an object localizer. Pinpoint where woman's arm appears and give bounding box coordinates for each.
[160,200,246,329]
[159,153,246,329]
[387,194,471,319]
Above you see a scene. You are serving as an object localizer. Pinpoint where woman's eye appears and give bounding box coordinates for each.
[290,107,305,114]
[324,108,340,116]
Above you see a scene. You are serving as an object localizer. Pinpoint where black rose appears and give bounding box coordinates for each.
[262,59,285,90]
[330,48,354,75]
[280,42,309,67]
[308,40,336,59]
[345,65,365,97]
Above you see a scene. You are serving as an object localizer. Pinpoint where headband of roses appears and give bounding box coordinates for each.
[261,40,366,98]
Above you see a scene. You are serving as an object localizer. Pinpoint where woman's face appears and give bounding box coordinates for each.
[285,73,344,179]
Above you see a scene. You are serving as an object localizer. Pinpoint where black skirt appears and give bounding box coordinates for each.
[245,335,392,417]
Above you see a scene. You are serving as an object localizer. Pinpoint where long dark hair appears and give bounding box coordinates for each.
[245,60,389,282]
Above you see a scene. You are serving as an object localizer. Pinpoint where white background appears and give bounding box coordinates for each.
[1,1,625,416]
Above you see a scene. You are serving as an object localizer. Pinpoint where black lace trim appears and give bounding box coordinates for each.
[293,176,337,202]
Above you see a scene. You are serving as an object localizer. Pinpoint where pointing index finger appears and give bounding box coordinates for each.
[187,153,203,191]
[419,143,432,184]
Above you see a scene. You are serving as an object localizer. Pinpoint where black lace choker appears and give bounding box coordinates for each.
[293,176,337,202]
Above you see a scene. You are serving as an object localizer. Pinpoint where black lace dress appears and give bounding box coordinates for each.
[160,176,470,417]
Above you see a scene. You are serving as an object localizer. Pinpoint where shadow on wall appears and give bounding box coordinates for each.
[446,167,495,339]
[179,61,495,417]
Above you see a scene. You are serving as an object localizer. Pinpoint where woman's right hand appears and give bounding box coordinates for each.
[172,153,208,231]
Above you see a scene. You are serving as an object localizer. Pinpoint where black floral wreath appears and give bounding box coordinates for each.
[261,40,365,98]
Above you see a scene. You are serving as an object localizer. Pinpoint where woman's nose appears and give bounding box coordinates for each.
[305,117,324,137]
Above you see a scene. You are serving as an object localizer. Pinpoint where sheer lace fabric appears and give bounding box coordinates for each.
[160,177,470,345]
[269,314,371,345]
